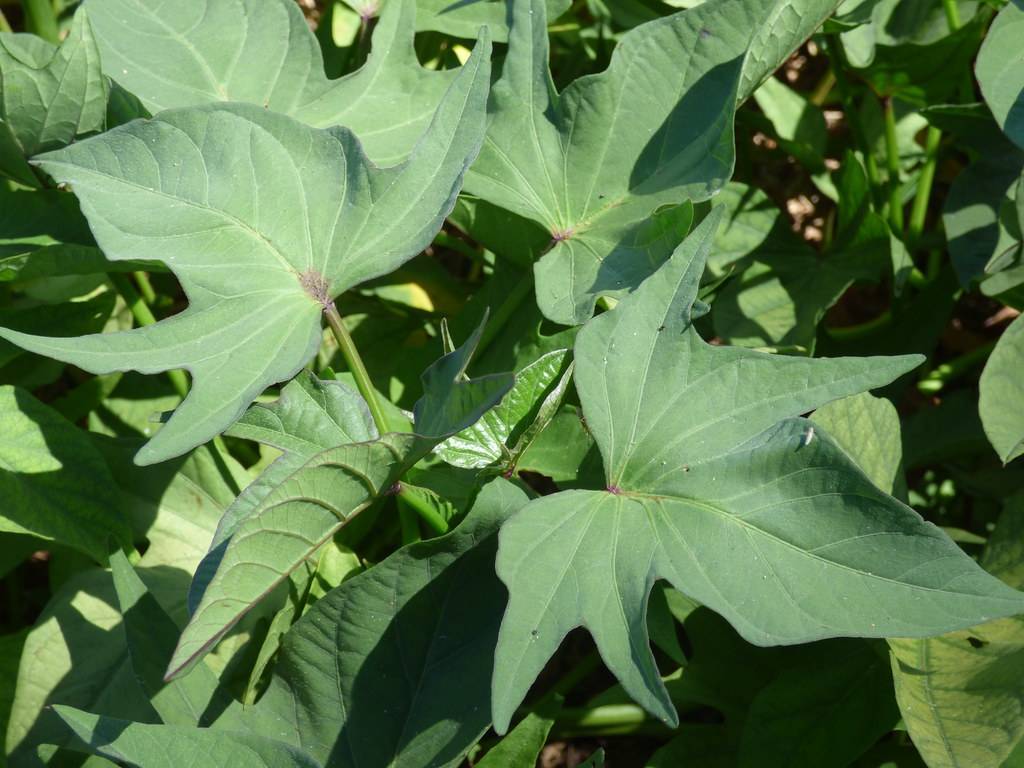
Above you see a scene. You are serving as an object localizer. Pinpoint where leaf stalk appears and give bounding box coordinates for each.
[324,301,392,436]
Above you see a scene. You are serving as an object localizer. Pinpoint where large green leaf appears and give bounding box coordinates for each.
[0,385,130,562]
[0,10,107,186]
[490,209,1024,732]
[251,478,530,768]
[464,0,750,324]
[890,492,1024,768]
[977,0,1024,151]
[0,38,491,466]
[167,323,513,679]
[54,707,320,768]
[980,314,1024,464]
[86,0,464,165]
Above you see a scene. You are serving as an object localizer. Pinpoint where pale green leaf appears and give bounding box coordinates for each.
[0,10,108,186]
[812,392,903,495]
[0,39,491,466]
[980,314,1024,464]
[87,0,465,165]
[252,478,530,768]
[491,208,1024,733]
[168,323,513,679]
[0,385,130,562]
[54,706,321,768]
[977,0,1024,151]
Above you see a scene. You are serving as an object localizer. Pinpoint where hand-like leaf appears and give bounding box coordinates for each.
[465,0,842,325]
[491,208,1024,732]
[0,385,130,562]
[0,38,491,466]
[977,0,1024,151]
[980,314,1024,464]
[0,10,107,186]
[87,0,464,164]
[167,323,513,679]
[252,478,530,768]
[54,706,321,768]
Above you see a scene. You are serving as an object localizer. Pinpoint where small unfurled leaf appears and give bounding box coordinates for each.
[54,706,321,768]
[0,10,108,186]
[167,323,513,679]
[0,385,130,562]
[977,0,1024,151]
[87,0,468,164]
[491,208,1024,733]
[0,37,491,465]
[980,314,1024,464]
[252,478,530,768]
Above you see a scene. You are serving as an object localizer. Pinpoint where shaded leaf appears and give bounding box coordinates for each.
[980,314,1024,464]
[977,0,1024,151]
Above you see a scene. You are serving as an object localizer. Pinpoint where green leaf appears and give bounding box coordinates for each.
[86,0,466,165]
[0,385,130,562]
[251,478,530,768]
[167,323,513,679]
[491,208,1024,732]
[980,314,1024,464]
[890,492,1024,768]
[0,244,158,283]
[0,10,108,186]
[752,76,827,171]
[476,710,555,768]
[0,628,28,768]
[811,392,903,495]
[465,0,756,324]
[0,37,491,466]
[54,706,321,768]
[977,0,1024,151]
[410,0,571,41]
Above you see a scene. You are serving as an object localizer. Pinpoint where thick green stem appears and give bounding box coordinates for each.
[397,485,448,535]
[883,98,904,235]
[109,273,189,399]
[397,500,421,544]
[133,271,157,305]
[324,302,391,435]
[918,341,997,393]
[941,0,961,31]
[907,126,942,249]
[475,269,535,359]
[20,0,58,42]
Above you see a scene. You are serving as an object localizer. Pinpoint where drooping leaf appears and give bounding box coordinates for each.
[0,385,130,562]
[86,0,468,165]
[491,208,1024,732]
[980,314,1024,464]
[890,492,1024,768]
[976,0,1024,151]
[0,10,108,186]
[249,478,530,768]
[53,706,321,768]
[0,38,491,466]
[167,322,514,679]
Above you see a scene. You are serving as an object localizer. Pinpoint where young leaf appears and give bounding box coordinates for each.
[0,37,491,466]
[980,314,1024,464]
[86,0,463,164]
[976,0,1024,151]
[167,322,514,679]
[251,478,530,768]
[0,9,108,186]
[54,706,321,768]
[0,385,130,562]
[491,208,1024,732]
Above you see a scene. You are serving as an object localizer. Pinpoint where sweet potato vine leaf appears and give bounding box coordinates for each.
[0,36,491,466]
[86,0,463,165]
[464,0,844,325]
[166,320,513,680]
[490,208,1024,733]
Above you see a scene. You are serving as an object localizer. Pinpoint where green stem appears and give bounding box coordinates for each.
[907,126,942,249]
[824,309,893,340]
[20,0,58,42]
[941,0,961,31]
[810,69,836,106]
[109,273,189,399]
[133,271,157,305]
[397,499,421,544]
[883,97,904,235]
[397,485,448,535]
[549,704,670,738]
[917,341,997,394]
[324,301,391,435]
[475,269,534,358]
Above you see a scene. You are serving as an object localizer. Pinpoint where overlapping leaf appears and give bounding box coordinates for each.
[977,0,1024,151]
[980,314,1024,464]
[0,10,107,186]
[465,0,839,325]
[167,323,513,679]
[0,38,491,465]
[87,0,464,165]
[490,209,1024,732]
